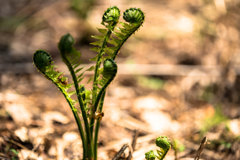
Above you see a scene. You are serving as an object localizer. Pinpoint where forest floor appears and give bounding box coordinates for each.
[1,0,240,159]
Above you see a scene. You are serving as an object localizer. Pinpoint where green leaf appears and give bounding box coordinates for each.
[78,77,84,83]
[89,55,98,61]
[75,67,85,74]
[97,28,108,34]
[120,22,132,30]
[87,76,94,83]
[68,91,76,96]
[90,47,101,53]
[105,47,115,56]
[10,149,19,155]
[107,40,118,46]
[86,66,95,71]
[77,72,85,80]
[90,41,103,47]
[112,37,122,44]
[91,35,105,40]
[73,62,82,70]
[113,32,124,40]
[70,57,80,65]
[117,27,128,33]
[56,72,64,78]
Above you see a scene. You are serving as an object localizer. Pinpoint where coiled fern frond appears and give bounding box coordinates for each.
[33,50,74,101]
[33,51,82,135]
[145,136,171,160]
[93,58,117,113]
[90,6,145,105]
[58,33,93,157]
[33,35,91,158]
[58,33,85,87]
[33,6,145,160]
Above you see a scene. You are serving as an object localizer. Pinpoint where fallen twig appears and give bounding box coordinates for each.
[4,137,28,150]
[194,136,207,160]
[112,143,129,160]
[127,129,139,160]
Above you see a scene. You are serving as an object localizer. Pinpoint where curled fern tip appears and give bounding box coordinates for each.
[145,150,156,160]
[33,50,52,73]
[103,58,117,79]
[102,6,120,26]
[123,8,145,24]
[58,33,74,54]
[155,136,171,150]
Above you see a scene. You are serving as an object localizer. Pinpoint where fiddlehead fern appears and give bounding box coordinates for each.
[89,6,120,139]
[123,7,145,24]
[90,7,145,106]
[155,136,171,160]
[90,7,145,159]
[91,58,117,115]
[90,6,120,95]
[33,6,145,160]
[33,50,52,74]
[58,33,85,85]
[110,7,145,60]
[102,58,118,82]
[33,50,88,159]
[91,58,117,118]
[58,33,93,158]
[145,150,156,160]
[93,8,145,60]
[96,58,118,106]
[92,8,145,61]
[145,136,171,160]
[102,6,120,28]
[92,58,117,159]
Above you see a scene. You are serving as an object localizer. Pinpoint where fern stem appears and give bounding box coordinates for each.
[91,22,141,160]
[90,62,110,136]
[33,50,88,158]
[92,30,112,102]
[93,91,106,160]
[53,82,88,159]
[61,55,94,158]
[91,58,118,137]
[58,33,94,158]
[156,136,171,160]
[92,59,117,159]
[112,25,141,60]
[91,29,112,137]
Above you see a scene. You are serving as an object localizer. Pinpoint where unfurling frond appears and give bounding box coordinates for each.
[102,58,117,80]
[33,50,52,74]
[145,136,171,160]
[145,150,156,160]
[110,8,145,59]
[33,6,145,160]
[155,136,171,160]
[123,8,145,24]
[33,50,75,105]
[90,7,144,102]
[102,6,120,28]
[92,58,117,114]
[58,33,85,85]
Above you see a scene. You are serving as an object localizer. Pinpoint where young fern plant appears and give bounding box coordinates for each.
[145,136,171,160]
[33,6,144,160]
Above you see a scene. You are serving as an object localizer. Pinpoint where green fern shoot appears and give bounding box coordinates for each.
[33,6,145,160]
[145,136,171,160]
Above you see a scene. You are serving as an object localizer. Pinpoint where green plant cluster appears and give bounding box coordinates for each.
[33,6,144,160]
[145,136,171,160]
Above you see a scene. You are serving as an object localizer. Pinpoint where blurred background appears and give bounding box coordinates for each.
[1,0,240,159]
